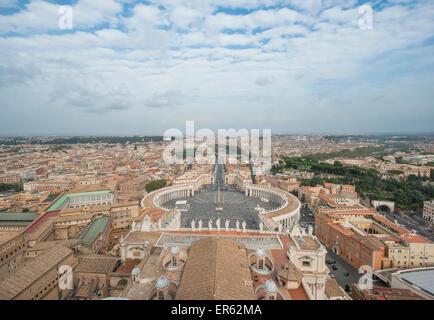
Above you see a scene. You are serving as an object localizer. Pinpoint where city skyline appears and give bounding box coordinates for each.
[1,0,434,136]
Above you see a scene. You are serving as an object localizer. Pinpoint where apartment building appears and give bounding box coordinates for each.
[423,200,434,222]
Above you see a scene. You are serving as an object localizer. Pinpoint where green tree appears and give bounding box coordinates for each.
[145,179,167,193]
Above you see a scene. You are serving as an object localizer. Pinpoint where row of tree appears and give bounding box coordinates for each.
[274,157,433,211]
[0,183,23,192]
[145,179,167,193]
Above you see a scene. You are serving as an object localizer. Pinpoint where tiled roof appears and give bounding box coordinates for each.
[176,238,255,300]
[400,234,431,244]
[0,245,73,300]
[0,231,21,244]
[325,278,345,298]
[277,262,303,282]
[0,212,39,222]
[75,255,120,274]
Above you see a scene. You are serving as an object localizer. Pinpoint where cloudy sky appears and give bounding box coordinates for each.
[0,0,433,136]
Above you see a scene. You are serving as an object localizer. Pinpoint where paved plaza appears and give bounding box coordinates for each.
[163,185,280,230]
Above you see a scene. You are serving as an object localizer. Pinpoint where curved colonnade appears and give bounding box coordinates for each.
[140,174,300,233]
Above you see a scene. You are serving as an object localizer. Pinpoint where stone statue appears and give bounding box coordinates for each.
[157,219,162,229]
[242,220,247,233]
[259,222,263,233]
[236,220,240,232]
[191,219,196,232]
[225,219,230,231]
[216,218,221,232]
[208,219,213,232]
[278,223,283,233]
[198,219,203,231]
[308,225,313,236]
[132,221,136,231]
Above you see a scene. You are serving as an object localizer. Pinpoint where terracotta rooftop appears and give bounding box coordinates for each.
[75,255,120,274]
[325,278,345,298]
[277,262,303,282]
[176,238,255,300]
[0,245,73,299]
[401,234,431,244]
[287,284,310,300]
[0,231,21,244]
[372,215,409,235]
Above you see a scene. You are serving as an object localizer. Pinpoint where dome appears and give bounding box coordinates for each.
[131,267,140,276]
[155,276,169,290]
[256,248,266,258]
[170,246,180,254]
[264,279,278,294]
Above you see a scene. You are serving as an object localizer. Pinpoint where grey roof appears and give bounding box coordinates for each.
[131,267,140,276]
[171,246,180,254]
[255,248,266,257]
[264,279,278,293]
[400,269,434,296]
[155,276,169,290]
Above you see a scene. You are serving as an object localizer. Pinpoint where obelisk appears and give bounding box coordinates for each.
[216,187,223,211]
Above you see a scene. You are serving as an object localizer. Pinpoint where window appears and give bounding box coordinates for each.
[158,291,164,300]
[302,261,310,267]
[258,259,264,270]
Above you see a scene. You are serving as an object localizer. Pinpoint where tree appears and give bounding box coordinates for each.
[145,179,167,193]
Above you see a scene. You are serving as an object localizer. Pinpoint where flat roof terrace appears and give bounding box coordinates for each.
[154,232,283,250]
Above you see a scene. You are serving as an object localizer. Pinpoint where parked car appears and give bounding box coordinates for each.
[326,260,332,265]
[344,272,350,277]
[332,265,338,271]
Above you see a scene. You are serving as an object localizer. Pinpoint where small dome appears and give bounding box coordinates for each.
[171,246,180,254]
[155,276,169,290]
[264,279,278,294]
[131,267,140,276]
[256,248,266,257]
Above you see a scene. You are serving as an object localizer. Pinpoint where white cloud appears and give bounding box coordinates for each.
[0,0,122,34]
[0,0,18,8]
[0,0,433,134]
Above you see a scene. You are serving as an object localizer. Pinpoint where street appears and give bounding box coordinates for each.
[385,211,434,242]
[326,249,385,290]
[299,206,315,230]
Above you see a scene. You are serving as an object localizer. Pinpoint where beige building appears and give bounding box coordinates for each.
[423,200,434,222]
[387,232,434,269]
[0,231,26,279]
